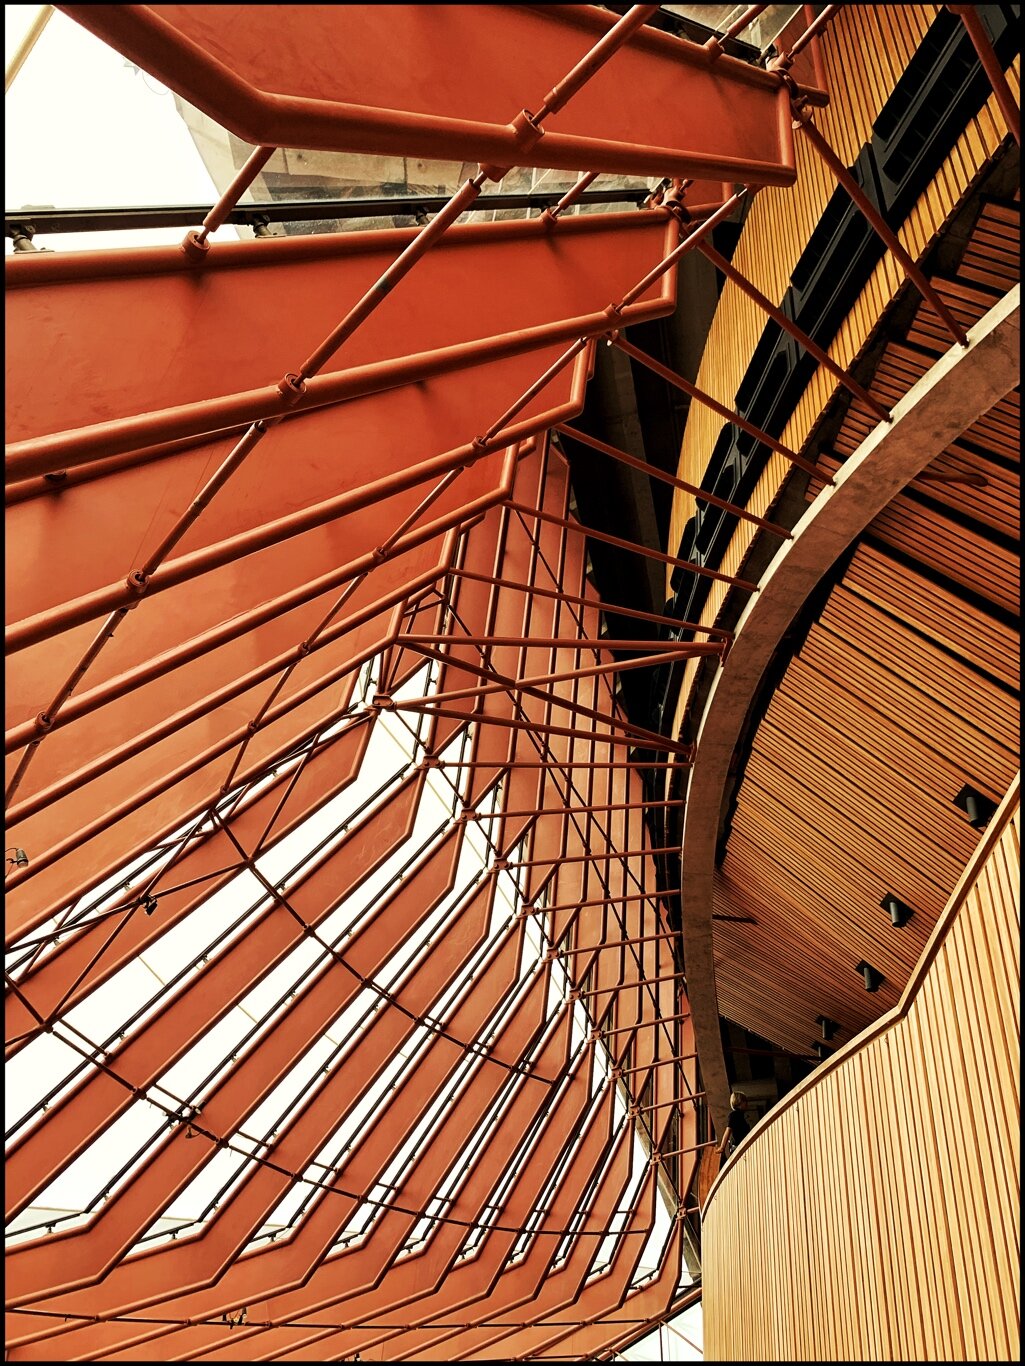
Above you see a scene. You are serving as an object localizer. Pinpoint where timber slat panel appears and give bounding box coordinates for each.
[703,787,1021,1361]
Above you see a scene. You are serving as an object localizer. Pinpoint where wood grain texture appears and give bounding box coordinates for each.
[702,778,1020,1362]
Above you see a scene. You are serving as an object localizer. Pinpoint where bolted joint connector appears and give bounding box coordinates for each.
[373,693,394,710]
[126,569,149,595]
[180,229,210,263]
[480,108,545,182]
[276,372,307,405]
[35,711,54,732]
[470,435,490,456]
[767,51,796,78]
[663,195,692,226]
[510,107,544,147]
[787,87,811,123]
[296,640,311,657]
[370,545,388,564]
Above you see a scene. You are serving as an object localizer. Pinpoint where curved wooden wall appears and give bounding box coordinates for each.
[669,2,1021,734]
[700,773,1020,1362]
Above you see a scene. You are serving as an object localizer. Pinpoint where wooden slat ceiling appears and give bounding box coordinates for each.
[711,197,1021,1059]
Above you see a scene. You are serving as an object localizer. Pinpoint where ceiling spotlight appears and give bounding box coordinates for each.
[953,784,998,831]
[5,847,29,869]
[815,1015,839,1041]
[855,960,884,993]
[881,893,914,928]
[812,1041,833,1060]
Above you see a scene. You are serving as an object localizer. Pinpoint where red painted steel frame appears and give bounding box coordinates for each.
[4,1,825,1352]
[56,4,827,181]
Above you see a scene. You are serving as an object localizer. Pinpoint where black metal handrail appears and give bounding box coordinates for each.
[4,187,653,239]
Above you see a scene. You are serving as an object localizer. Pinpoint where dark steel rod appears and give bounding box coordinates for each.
[950,4,1020,145]
[612,336,826,478]
[694,241,892,423]
[4,189,652,237]
[793,107,970,346]
[555,422,794,533]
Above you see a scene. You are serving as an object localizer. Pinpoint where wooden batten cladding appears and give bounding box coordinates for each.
[701,775,1020,1362]
[669,3,1021,735]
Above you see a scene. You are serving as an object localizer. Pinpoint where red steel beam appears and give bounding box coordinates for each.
[530,5,660,123]
[597,1012,690,1039]
[387,700,694,758]
[5,279,647,483]
[635,1092,706,1113]
[409,644,720,707]
[7,433,519,653]
[720,5,769,42]
[428,758,684,770]
[56,5,824,181]
[579,970,687,998]
[542,171,600,224]
[4,419,273,808]
[405,633,712,651]
[4,527,455,756]
[553,932,678,957]
[529,890,678,915]
[615,188,748,309]
[507,844,682,870]
[445,565,735,637]
[616,1053,697,1078]
[656,1140,719,1159]
[391,645,702,755]
[217,464,472,794]
[295,172,491,382]
[474,800,682,823]
[190,142,277,250]
[783,3,841,62]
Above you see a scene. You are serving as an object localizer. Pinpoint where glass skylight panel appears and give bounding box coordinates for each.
[631,1180,675,1286]
[589,1137,651,1280]
[154,1142,260,1232]
[27,1095,169,1223]
[4,1028,89,1140]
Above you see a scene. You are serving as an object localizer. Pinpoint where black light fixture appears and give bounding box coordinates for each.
[881,892,914,928]
[5,846,29,869]
[855,960,885,993]
[953,784,998,831]
[816,1015,839,1041]
[813,1041,833,1060]
[142,894,159,916]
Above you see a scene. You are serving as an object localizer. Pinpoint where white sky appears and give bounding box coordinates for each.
[4,2,239,251]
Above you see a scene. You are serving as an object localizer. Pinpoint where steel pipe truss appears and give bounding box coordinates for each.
[2,3,857,1359]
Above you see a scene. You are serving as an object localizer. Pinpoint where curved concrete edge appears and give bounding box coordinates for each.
[680,285,1020,1139]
